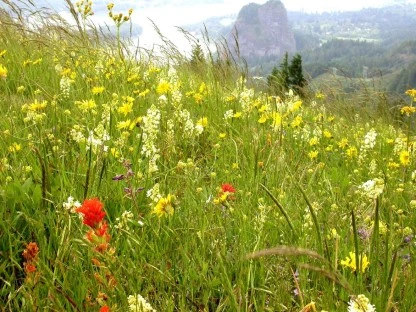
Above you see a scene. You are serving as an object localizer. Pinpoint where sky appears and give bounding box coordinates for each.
[29,0,416,52]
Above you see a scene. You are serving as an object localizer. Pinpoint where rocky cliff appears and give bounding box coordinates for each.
[228,0,296,60]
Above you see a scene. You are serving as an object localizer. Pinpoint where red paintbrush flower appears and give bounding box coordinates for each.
[99,305,110,312]
[22,242,39,261]
[76,198,106,228]
[221,183,236,193]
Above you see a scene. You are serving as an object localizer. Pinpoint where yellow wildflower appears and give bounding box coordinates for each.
[291,115,303,128]
[0,64,7,79]
[346,147,358,158]
[405,88,416,101]
[338,138,349,149]
[308,150,319,160]
[9,142,21,153]
[152,194,175,217]
[156,79,171,94]
[309,137,319,146]
[271,112,282,128]
[315,91,326,100]
[399,150,410,166]
[400,106,416,116]
[76,99,96,111]
[118,103,133,116]
[92,86,105,95]
[258,114,268,124]
[117,119,132,130]
[290,100,302,112]
[0,50,6,57]
[28,99,48,111]
[233,112,242,118]
[341,252,370,273]
[197,117,208,128]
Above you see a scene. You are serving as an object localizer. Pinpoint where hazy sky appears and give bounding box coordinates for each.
[34,0,416,52]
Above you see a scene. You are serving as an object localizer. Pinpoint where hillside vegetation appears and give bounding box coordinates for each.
[1,1,416,311]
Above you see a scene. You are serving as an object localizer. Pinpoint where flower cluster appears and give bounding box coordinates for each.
[140,105,161,174]
[76,198,111,253]
[22,242,39,278]
[213,183,236,205]
[358,178,384,200]
[127,294,156,312]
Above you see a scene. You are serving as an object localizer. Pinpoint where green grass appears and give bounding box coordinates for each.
[1,1,416,311]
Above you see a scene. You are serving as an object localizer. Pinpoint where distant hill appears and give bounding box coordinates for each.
[184,2,416,94]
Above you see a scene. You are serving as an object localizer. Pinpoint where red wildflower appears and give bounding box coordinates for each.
[221,183,236,193]
[24,262,37,274]
[22,242,39,261]
[76,198,106,228]
[99,305,110,312]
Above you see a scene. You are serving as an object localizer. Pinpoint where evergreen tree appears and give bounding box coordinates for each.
[288,53,306,95]
[190,42,205,66]
[267,52,307,97]
[267,52,290,97]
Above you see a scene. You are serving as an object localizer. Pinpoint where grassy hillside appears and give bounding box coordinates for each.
[1,1,416,311]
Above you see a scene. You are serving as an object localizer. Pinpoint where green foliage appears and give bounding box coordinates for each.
[1,2,416,312]
[267,52,306,97]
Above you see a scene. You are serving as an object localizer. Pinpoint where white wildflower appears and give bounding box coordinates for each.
[347,294,376,312]
[127,294,156,312]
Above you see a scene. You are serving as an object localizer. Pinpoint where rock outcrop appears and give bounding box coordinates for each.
[227,0,296,60]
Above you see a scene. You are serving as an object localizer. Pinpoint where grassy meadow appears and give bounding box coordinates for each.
[1,1,416,311]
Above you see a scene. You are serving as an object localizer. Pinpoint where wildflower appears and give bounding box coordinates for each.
[196,117,208,128]
[76,198,106,228]
[214,183,236,205]
[76,99,96,111]
[308,150,319,160]
[346,147,358,158]
[400,106,416,116]
[315,91,326,100]
[156,79,171,94]
[99,306,110,312]
[152,194,175,217]
[222,183,236,193]
[22,242,39,275]
[291,115,303,128]
[358,178,384,199]
[118,102,133,116]
[63,196,82,212]
[405,88,416,101]
[347,294,376,312]
[362,129,377,150]
[0,63,7,79]
[338,138,349,149]
[399,150,410,166]
[127,294,156,312]
[341,251,370,273]
[92,86,105,95]
[22,242,39,262]
[233,111,242,118]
